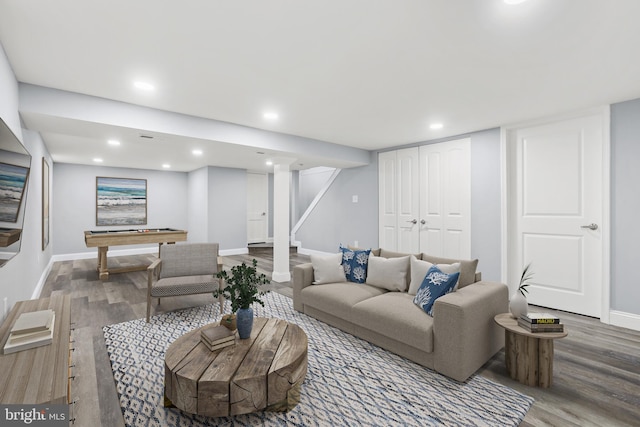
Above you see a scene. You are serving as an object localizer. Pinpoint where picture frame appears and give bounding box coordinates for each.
[0,161,30,223]
[96,177,147,226]
[42,158,50,250]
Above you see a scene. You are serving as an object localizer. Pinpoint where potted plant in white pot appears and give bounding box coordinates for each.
[214,259,270,339]
[510,262,532,319]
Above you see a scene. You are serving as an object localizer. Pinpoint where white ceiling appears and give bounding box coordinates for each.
[1,0,640,172]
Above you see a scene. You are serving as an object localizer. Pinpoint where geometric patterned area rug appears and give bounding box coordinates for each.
[103,292,534,427]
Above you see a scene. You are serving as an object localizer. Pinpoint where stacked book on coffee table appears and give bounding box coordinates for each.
[4,309,55,354]
[200,325,236,351]
[518,312,564,333]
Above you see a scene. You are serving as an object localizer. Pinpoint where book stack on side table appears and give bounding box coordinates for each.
[518,312,564,333]
[200,325,236,351]
[3,309,55,354]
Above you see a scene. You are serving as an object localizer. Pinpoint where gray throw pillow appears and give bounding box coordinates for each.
[311,253,347,284]
[365,255,410,292]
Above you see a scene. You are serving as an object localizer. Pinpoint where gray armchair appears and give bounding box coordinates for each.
[146,243,224,322]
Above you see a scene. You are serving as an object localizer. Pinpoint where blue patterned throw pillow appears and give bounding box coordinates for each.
[340,246,371,283]
[413,265,460,316]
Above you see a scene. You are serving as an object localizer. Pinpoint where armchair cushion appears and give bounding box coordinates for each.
[150,275,218,298]
[159,243,219,279]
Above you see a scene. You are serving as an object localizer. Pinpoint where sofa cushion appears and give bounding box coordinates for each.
[301,283,386,321]
[379,248,420,259]
[310,253,346,284]
[352,292,434,353]
[366,255,410,292]
[340,246,371,283]
[408,256,460,295]
[421,253,478,288]
[413,265,460,316]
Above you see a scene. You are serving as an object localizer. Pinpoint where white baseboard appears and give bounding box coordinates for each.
[220,248,249,256]
[32,257,55,299]
[609,310,640,332]
[297,247,332,257]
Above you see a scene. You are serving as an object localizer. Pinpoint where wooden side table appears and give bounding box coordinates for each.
[494,313,567,388]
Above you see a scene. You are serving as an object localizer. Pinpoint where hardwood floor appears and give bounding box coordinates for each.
[39,253,639,426]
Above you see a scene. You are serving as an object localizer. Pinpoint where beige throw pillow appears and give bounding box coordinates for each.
[421,253,479,288]
[365,255,410,292]
[310,253,346,284]
[408,255,460,295]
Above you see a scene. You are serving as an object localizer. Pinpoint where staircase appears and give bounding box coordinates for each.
[247,242,297,255]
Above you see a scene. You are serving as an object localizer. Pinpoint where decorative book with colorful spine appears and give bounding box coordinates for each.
[518,312,563,333]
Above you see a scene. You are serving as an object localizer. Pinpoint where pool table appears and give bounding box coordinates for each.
[84,228,188,280]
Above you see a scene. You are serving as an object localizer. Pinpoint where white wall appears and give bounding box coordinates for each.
[207,166,247,250]
[52,163,188,255]
[187,167,209,243]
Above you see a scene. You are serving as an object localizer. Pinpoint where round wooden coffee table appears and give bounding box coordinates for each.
[164,317,308,417]
[494,313,567,388]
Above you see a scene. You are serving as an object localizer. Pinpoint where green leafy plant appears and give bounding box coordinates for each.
[214,259,270,312]
[518,262,534,297]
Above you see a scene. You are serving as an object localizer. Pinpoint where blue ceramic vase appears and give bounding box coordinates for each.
[236,307,254,339]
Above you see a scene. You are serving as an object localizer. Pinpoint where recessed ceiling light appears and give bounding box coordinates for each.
[504,0,527,4]
[162,164,171,169]
[133,81,155,91]
[108,139,120,146]
[192,149,203,156]
[266,160,273,166]
[263,112,279,120]
[429,123,444,130]
[93,158,103,163]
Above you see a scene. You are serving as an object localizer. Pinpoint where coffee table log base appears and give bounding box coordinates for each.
[164,317,308,417]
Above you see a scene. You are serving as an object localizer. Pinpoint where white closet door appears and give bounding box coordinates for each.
[378,151,398,250]
[396,147,420,253]
[419,138,471,259]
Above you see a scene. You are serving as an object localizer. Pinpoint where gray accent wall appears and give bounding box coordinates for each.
[470,129,502,281]
[611,99,640,315]
[52,163,188,255]
[296,152,379,252]
[0,43,54,310]
[207,166,247,250]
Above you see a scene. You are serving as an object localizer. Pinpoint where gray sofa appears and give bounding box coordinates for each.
[293,248,508,382]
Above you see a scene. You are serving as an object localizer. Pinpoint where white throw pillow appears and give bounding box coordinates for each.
[365,255,410,292]
[310,253,347,284]
[408,255,460,295]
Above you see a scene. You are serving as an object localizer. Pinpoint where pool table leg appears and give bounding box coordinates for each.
[98,246,109,280]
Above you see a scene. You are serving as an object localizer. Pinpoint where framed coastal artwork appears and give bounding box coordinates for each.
[0,161,30,223]
[42,158,50,250]
[96,177,147,226]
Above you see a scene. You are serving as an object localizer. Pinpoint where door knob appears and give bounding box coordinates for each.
[420,219,426,225]
[581,223,598,230]
[406,219,417,224]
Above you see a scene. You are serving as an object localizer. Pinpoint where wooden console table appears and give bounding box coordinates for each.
[0,294,72,404]
[165,317,308,417]
[494,313,567,388]
[84,228,187,280]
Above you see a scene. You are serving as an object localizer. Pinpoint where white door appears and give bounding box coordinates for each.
[419,138,471,259]
[396,147,420,253]
[506,112,607,317]
[247,172,268,244]
[378,151,398,250]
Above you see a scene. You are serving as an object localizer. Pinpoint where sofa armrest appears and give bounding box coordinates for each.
[293,263,314,312]
[432,280,508,382]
